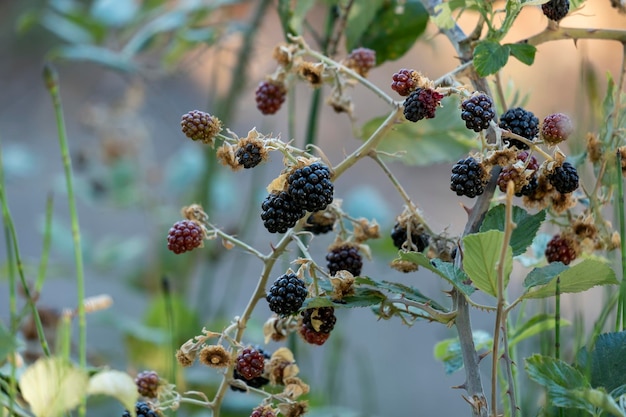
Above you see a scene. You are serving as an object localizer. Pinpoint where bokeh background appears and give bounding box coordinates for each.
[1,1,625,416]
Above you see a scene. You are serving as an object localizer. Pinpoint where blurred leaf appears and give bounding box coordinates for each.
[434,330,492,374]
[397,252,475,295]
[92,236,146,272]
[16,9,42,34]
[290,0,316,35]
[165,145,205,195]
[509,313,570,347]
[48,45,137,72]
[360,97,476,166]
[430,2,455,30]
[0,144,39,180]
[523,259,617,299]
[480,205,546,256]
[40,11,95,44]
[88,370,138,416]
[586,332,626,392]
[353,0,428,64]
[507,43,536,66]
[91,0,140,27]
[19,357,89,417]
[473,40,510,77]
[345,0,386,51]
[462,230,513,297]
[0,322,16,363]
[121,11,189,57]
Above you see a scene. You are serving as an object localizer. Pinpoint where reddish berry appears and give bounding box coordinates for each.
[167,220,204,254]
[250,405,276,417]
[391,69,417,96]
[180,110,222,144]
[541,113,574,145]
[135,370,159,398]
[301,307,336,334]
[236,347,265,380]
[545,234,578,265]
[403,88,444,122]
[299,324,331,345]
[346,47,376,77]
[516,151,539,171]
[255,81,286,115]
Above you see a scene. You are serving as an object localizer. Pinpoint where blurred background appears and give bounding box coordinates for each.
[0,0,625,416]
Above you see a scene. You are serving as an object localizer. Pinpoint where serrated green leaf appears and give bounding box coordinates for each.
[523,259,617,299]
[345,0,386,51]
[507,43,536,66]
[87,370,138,416]
[480,205,546,256]
[360,97,476,166]
[509,313,570,347]
[302,297,337,309]
[473,40,510,77]
[19,357,89,417]
[397,252,475,295]
[434,330,492,374]
[353,0,428,64]
[354,276,447,310]
[522,262,569,289]
[462,230,513,297]
[588,332,626,392]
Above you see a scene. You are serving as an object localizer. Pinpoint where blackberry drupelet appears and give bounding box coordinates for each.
[236,142,263,168]
[545,234,578,265]
[542,0,569,21]
[236,347,265,380]
[167,220,204,254]
[450,157,488,198]
[232,348,270,392]
[255,81,286,115]
[390,222,429,252]
[135,370,159,398]
[287,163,334,212]
[260,192,306,233]
[123,402,158,417]
[266,273,308,316]
[548,162,579,194]
[326,244,363,276]
[499,107,539,149]
[301,307,336,334]
[403,88,444,122]
[391,69,417,96]
[461,94,495,132]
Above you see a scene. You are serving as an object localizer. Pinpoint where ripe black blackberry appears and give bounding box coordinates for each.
[135,370,159,398]
[303,210,335,235]
[232,347,270,392]
[450,157,488,198]
[461,94,495,132]
[266,273,308,316]
[301,307,336,334]
[260,192,306,233]
[167,220,204,254]
[499,107,539,149]
[123,402,158,417]
[391,222,429,252]
[236,142,263,168]
[403,88,444,122]
[326,244,363,276]
[346,47,376,77]
[542,0,569,21]
[541,113,574,145]
[517,175,539,197]
[545,234,578,265]
[391,68,417,96]
[547,162,579,194]
[287,163,334,212]
[236,347,265,380]
[255,80,286,115]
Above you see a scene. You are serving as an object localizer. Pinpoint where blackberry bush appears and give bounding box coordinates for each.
[260,191,306,233]
[391,68,417,96]
[236,347,266,380]
[548,162,579,194]
[287,162,334,212]
[450,157,488,198]
[167,220,204,254]
[499,107,540,149]
[461,93,495,132]
[266,273,308,316]
[326,244,363,276]
[403,88,444,122]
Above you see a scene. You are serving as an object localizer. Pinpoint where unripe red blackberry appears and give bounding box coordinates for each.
[542,0,569,21]
[345,47,376,77]
[122,402,158,417]
[450,157,488,198]
[301,307,336,334]
[403,88,444,122]
[499,107,539,149]
[266,273,308,316]
[461,93,495,132]
[255,80,286,115]
[299,324,331,346]
[326,244,363,276]
[260,191,306,234]
[232,347,270,391]
[250,405,276,417]
[497,165,527,194]
[545,234,578,265]
[180,110,222,144]
[236,347,265,380]
[287,162,334,212]
[135,370,160,398]
[517,151,539,171]
[391,69,417,96]
[236,142,263,168]
[547,162,579,194]
[390,222,429,252]
[541,113,574,145]
[167,220,204,254]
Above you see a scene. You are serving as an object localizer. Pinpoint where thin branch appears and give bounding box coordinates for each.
[520,27,626,46]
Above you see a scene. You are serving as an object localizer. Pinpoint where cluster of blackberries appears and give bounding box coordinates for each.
[450,157,488,198]
[461,94,495,132]
[548,162,579,194]
[261,162,334,233]
[497,151,540,197]
[167,220,204,254]
[500,107,540,149]
[299,307,337,346]
[236,142,264,169]
[255,80,287,115]
[545,234,578,265]
[403,88,444,122]
[266,273,308,316]
[235,347,266,381]
[326,244,363,277]
[391,222,430,252]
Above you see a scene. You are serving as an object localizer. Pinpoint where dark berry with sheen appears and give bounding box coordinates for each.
[499,107,539,149]
[301,307,336,334]
[545,234,577,265]
[548,162,579,194]
[260,192,306,233]
[326,244,363,276]
[542,0,569,21]
[461,94,495,132]
[167,220,204,254]
[303,211,335,235]
[391,223,429,252]
[450,157,487,198]
[287,163,334,212]
[403,88,444,122]
[391,69,417,96]
[255,81,286,115]
[236,347,265,380]
[232,347,270,392]
[122,402,158,417]
[236,142,263,168]
[135,370,159,398]
[266,273,308,316]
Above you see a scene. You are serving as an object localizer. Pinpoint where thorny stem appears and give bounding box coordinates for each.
[500,131,553,161]
[521,27,626,47]
[390,297,458,324]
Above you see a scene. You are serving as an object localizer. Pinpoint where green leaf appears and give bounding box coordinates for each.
[509,313,570,347]
[473,40,510,77]
[588,332,626,392]
[19,357,89,417]
[507,43,536,66]
[87,370,138,416]
[480,205,546,256]
[523,259,617,299]
[289,0,316,35]
[522,262,569,289]
[354,276,448,310]
[302,296,337,309]
[345,0,386,50]
[48,45,137,72]
[434,330,492,374]
[353,0,428,64]
[430,2,455,30]
[397,252,475,295]
[462,230,513,297]
[0,322,17,363]
[360,96,476,166]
